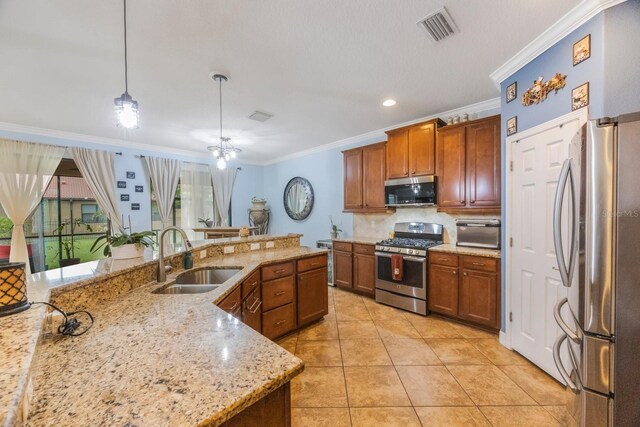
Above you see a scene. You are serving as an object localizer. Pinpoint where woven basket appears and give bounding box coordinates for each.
[0,262,29,317]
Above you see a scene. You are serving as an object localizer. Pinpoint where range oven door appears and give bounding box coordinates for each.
[375,252,427,300]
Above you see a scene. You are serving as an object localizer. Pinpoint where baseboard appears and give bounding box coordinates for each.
[499,330,511,349]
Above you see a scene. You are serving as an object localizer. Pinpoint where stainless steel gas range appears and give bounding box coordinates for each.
[374,222,443,315]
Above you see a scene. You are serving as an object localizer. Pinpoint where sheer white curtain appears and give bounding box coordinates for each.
[180,162,215,240]
[0,139,65,275]
[209,167,237,226]
[145,156,181,229]
[71,147,124,232]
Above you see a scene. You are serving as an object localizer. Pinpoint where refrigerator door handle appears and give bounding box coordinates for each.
[553,333,580,393]
[554,297,581,344]
[553,158,578,287]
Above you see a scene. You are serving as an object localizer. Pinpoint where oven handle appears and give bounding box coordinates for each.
[375,252,426,263]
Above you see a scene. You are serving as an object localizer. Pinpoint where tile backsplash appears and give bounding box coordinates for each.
[352,208,499,243]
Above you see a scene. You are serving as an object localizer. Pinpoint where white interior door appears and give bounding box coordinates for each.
[508,112,585,382]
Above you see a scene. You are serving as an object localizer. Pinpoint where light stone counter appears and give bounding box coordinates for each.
[332,236,383,245]
[24,246,328,426]
[0,234,308,427]
[429,243,501,259]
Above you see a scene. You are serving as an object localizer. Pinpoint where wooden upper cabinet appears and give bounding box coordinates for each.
[385,130,409,179]
[466,120,501,208]
[408,122,436,176]
[343,148,363,210]
[343,142,387,212]
[436,115,501,213]
[385,119,444,180]
[436,126,467,208]
[362,143,386,209]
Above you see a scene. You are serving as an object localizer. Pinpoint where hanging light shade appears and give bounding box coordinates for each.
[207,74,241,169]
[114,0,139,129]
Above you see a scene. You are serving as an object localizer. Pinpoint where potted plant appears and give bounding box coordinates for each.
[91,230,156,260]
[59,239,81,267]
[198,217,214,228]
[329,216,342,239]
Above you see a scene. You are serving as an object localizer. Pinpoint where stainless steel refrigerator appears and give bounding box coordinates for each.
[552,113,640,426]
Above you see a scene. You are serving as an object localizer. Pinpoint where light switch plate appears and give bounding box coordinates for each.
[199,250,207,259]
[266,241,275,249]
[223,246,235,254]
[250,243,260,251]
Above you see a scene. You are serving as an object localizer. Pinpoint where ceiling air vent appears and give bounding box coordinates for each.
[417,7,459,43]
[248,111,273,122]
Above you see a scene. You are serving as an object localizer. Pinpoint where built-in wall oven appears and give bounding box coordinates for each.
[374,222,443,315]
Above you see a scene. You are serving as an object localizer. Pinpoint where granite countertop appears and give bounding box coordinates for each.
[332,236,382,245]
[429,243,501,259]
[25,246,328,427]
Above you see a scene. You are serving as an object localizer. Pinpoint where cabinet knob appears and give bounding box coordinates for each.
[463,272,468,276]
[452,270,457,275]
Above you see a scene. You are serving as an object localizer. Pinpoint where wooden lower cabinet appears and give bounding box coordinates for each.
[459,269,498,328]
[263,303,296,340]
[333,250,353,289]
[297,266,329,327]
[219,286,242,314]
[221,382,291,427]
[353,253,375,295]
[429,252,500,330]
[242,286,262,332]
[428,264,459,316]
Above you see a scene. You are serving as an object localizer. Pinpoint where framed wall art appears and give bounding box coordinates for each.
[573,34,591,66]
[571,82,589,111]
[120,194,130,201]
[506,82,517,103]
[507,116,518,136]
[117,181,127,189]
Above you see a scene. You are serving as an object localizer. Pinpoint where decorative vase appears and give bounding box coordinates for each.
[330,231,338,239]
[249,199,268,225]
[111,243,145,260]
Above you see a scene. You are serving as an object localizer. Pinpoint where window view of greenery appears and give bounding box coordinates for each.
[0,169,107,272]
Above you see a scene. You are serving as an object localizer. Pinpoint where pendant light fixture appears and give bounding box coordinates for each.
[207,74,241,170]
[114,0,139,129]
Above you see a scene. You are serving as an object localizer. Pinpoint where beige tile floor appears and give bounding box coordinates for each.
[280,287,577,427]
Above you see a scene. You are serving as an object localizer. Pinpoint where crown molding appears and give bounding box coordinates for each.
[0,121,208,160]
[261,97,501,166]
[490,0,626,88]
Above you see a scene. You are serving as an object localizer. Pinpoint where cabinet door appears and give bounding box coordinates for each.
[242,286,262,333]
[386,130,409,179]
[428,264,459,316]
[343,149,363,210]
[459,269,498,328]
[437,126,467,208]
[218,285,242,314]
[333,250,353,288]
[362,143,386,209]
[466,118,501,208]
[353,253,375,295]
[408,122,436,176]
[297,267,329,327]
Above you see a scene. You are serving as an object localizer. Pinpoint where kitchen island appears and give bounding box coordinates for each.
[2,235,328,427]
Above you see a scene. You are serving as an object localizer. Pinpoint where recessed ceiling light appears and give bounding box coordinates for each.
[383,99,397,107]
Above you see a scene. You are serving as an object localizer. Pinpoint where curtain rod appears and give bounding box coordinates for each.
[134,154,241,170]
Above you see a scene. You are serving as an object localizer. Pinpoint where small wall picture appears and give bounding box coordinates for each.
[131,203,140,211]
[120,194,130,202]
[117,181,127,189]
[126,171,136,179]
[571,82,589,111]
[573,34,591,66]
[135,185,144,193]
[506,82,517,103]
[507,116,518,136]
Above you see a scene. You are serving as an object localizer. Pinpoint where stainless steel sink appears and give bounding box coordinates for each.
[175,268,242,285]
[154,284,219,294]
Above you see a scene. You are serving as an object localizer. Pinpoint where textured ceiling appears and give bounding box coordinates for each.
[0,0,581,163]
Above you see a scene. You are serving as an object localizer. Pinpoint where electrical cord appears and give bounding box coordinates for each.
[31,301,94,336]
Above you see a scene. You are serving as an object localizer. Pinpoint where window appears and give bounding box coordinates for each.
[81,204,105,223]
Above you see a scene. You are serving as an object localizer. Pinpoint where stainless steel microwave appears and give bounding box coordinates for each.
[384,176,436,207]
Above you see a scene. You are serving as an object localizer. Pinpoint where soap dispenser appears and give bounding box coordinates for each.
[183,251,193,270]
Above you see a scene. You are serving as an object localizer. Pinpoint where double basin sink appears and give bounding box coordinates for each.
[153,267,242,294]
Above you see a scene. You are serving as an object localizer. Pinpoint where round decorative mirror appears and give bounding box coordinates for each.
[283,177,314,221]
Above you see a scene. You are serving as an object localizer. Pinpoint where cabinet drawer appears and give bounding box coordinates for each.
[333,241,353,252]
[262,275,295,311]
[262,261,294,282]
[430,252,459,267]
[218,285,242,313]
[297,255,328,273]
[262,303,296,340]
[461,255,498,272]
[353,244,375,255]
[241,269,260,299]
